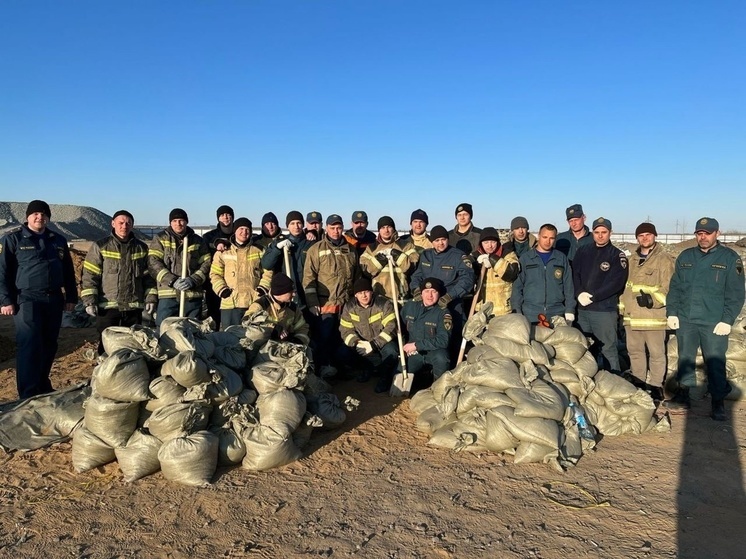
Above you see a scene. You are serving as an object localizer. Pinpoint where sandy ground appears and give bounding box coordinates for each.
[0,316,744,559]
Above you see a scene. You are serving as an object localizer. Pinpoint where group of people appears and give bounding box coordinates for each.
[0,200,743,421]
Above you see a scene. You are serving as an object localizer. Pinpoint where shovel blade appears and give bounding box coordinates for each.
[389,371,414,397]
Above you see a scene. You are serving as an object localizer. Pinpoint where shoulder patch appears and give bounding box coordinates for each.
[737,258,743,275]
[443,313,453,331]
[462,256,473,268]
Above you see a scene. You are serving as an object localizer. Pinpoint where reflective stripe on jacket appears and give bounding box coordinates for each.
[339,295,397,349]
[359,235,419,300]
[147,227,211,301]
[303,235,358,310]
[210,238,270,310]
[619,242,675,330]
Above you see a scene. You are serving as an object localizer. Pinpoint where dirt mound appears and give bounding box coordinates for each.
[0,202,112,241]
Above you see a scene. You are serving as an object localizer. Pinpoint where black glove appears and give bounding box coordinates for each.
[636,290,654,308]
[256,285,269,298]
[375,253,388,267]
[218,287,233,299]
[390,248,403,261]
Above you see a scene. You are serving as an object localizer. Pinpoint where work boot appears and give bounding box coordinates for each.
[711,400,727,421]
[664,386,690,410]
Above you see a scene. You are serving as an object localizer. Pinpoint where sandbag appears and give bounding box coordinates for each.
[484,313,531,345]
[250,340,310,390]
[182,364,244,403]
[488,406,562,450]
[159,319,215,360]
[208,330,243,347]
[212,344,247,371]
[102,325,167,361]
[552,342,588,365]
[158,430,219,486]
[71,425,116,472]
[513,441,559,467]
[91,349,151,402]
[481,336,552,366]
[428,422,486,452]
[83,393,139,448]
[506,379,568,422]
[238,421,301,471]
[161,350,211,388]
[293,413,323,450]
[409,388,437,415]
[210,389,258,426]
[483,410,520,452]
[145,376,187,412]
[460,358,523,391]
[209,425,247,466]
[306,393,346,429]
[255,389,307,436]
[430,364,465,403]
[573,351,599,378]
[592,370,638,399]
[303,373,333,398]
[114,429,162,482]
[415,404,456,435]
[456,385,514,417]
[143,400,212,442]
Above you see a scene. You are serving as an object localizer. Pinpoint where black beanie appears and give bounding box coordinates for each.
[377,216,395,229]
[410,209,429,224]
[26,200,51,218]
[428,225,449,241]
[262,212,279,225]
[455,203,473,218]
[216,205,234,219]
[353,276,373,293]
[286,210,304,226]
[420,277,446,295]
[233,217,252,230]
[169,208,188,223]
[112,210,134,222]
[270,272,295,296]
[480,227,500,244]
[635,222,657,236]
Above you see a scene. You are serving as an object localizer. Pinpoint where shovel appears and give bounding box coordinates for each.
[178,237,189,317]
[283,244,292,277]
[387,254,413,397]
[456,263,488,364]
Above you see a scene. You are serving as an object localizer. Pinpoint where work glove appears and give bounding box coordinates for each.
[173,277,196,292]
[145,303,156,315]
[577,292,593,307]
[214,240,229,252]
[356,340,374,356]
[667,316,679,330]
[636,290,654,309]
[256,285,269,298]
[379,248,392,257]
[564,313,575,323]
[412,289,422,302]
[476,253,491,266]
[390,248,402,261]
[375,253,388,267]
[277,239,293,250]
[218,287,233,299]
[713,322,732,336]
[85,305,97,317]
[438,293,453,309]
[308,306,320,317]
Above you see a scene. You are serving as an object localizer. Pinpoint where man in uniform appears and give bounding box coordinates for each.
[81,209,154,354]
[304,211,324,242]
[303,214,359,378]
[147,208,211,327]
[377,277,453,393]
[503,216,537,259]
[359,215,419,300]
[619,222,675,401]
[202,204,235,328]
[339,277,398,384]
[471,227,520,316]
[512,223,575,325]
[555,204,594,264]
[210,217,271,328]
[572,217,629,374]
[254,212,281,249]
[411,225,475,364]
[400,209,432,255]
[0,200,77,398]
[245,272,310,346]
[449,202,482,254]
[344,210,376,262]
[666,217,745,420]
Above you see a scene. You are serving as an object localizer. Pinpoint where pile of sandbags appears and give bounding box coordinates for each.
[72,314,356,486]
[410,310,663,471]
[666,315,746,400]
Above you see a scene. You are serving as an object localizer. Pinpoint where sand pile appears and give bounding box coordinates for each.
[0,202,113,241]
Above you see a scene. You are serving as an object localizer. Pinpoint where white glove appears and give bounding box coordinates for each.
[145,303,156,315]
[85,305,97,317]
[356,340,374,355]
[477,253,491,266]
[564,313,574,323]
[277,239,293,250]
[667,316,679,330]
[577,292,593,307]
[380,248,392,257]
[713,322,732,336]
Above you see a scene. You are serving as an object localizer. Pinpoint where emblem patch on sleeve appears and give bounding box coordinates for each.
[444,314,453,331]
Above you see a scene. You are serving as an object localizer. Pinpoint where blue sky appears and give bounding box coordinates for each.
[1,1,744,233]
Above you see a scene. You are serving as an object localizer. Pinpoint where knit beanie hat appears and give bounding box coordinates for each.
[216,205,234,219]
[420,277,446,295]
[479,227,500,244]
[169,208,188,222]
[377,216,395,229]
[353,277,373,293]
[455,203,473,218]
[510,216,529,230]
[410,209,429,224]
[286,210,304,226]
[233,217,252,230]
[635,222,657,236]
[428,225,449,241]
[112,210,134,222]
[270,273,295,296]
[26,200,51,218]
[262,212,279,226]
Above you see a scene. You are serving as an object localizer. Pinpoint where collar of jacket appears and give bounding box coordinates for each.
[21,224,52,239]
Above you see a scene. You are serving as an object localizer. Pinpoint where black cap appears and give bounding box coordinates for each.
[261,212,279,225]
[353,277,373,293]
[216,205,234,219]
[377,216,395,229]
[694,217,719,233]
[26,200,51,219]
[410,209,429,224]
[592,217,612,231]
[306,211,322,224]
[455,203,473,218]
[286,210,304,226]
[112,210,134,222]
[233,217,252,230]
[428,225,449,241]
[326,214,343,226]
[565,204,583,219]
[480,227,500,243]
[420,277,446,295]
[169,208,188,223]
[270,272,295,296]
[351,210,368,223]
[510,216,529,230]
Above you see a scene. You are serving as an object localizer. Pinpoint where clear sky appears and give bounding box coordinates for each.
[2,1,744,233]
